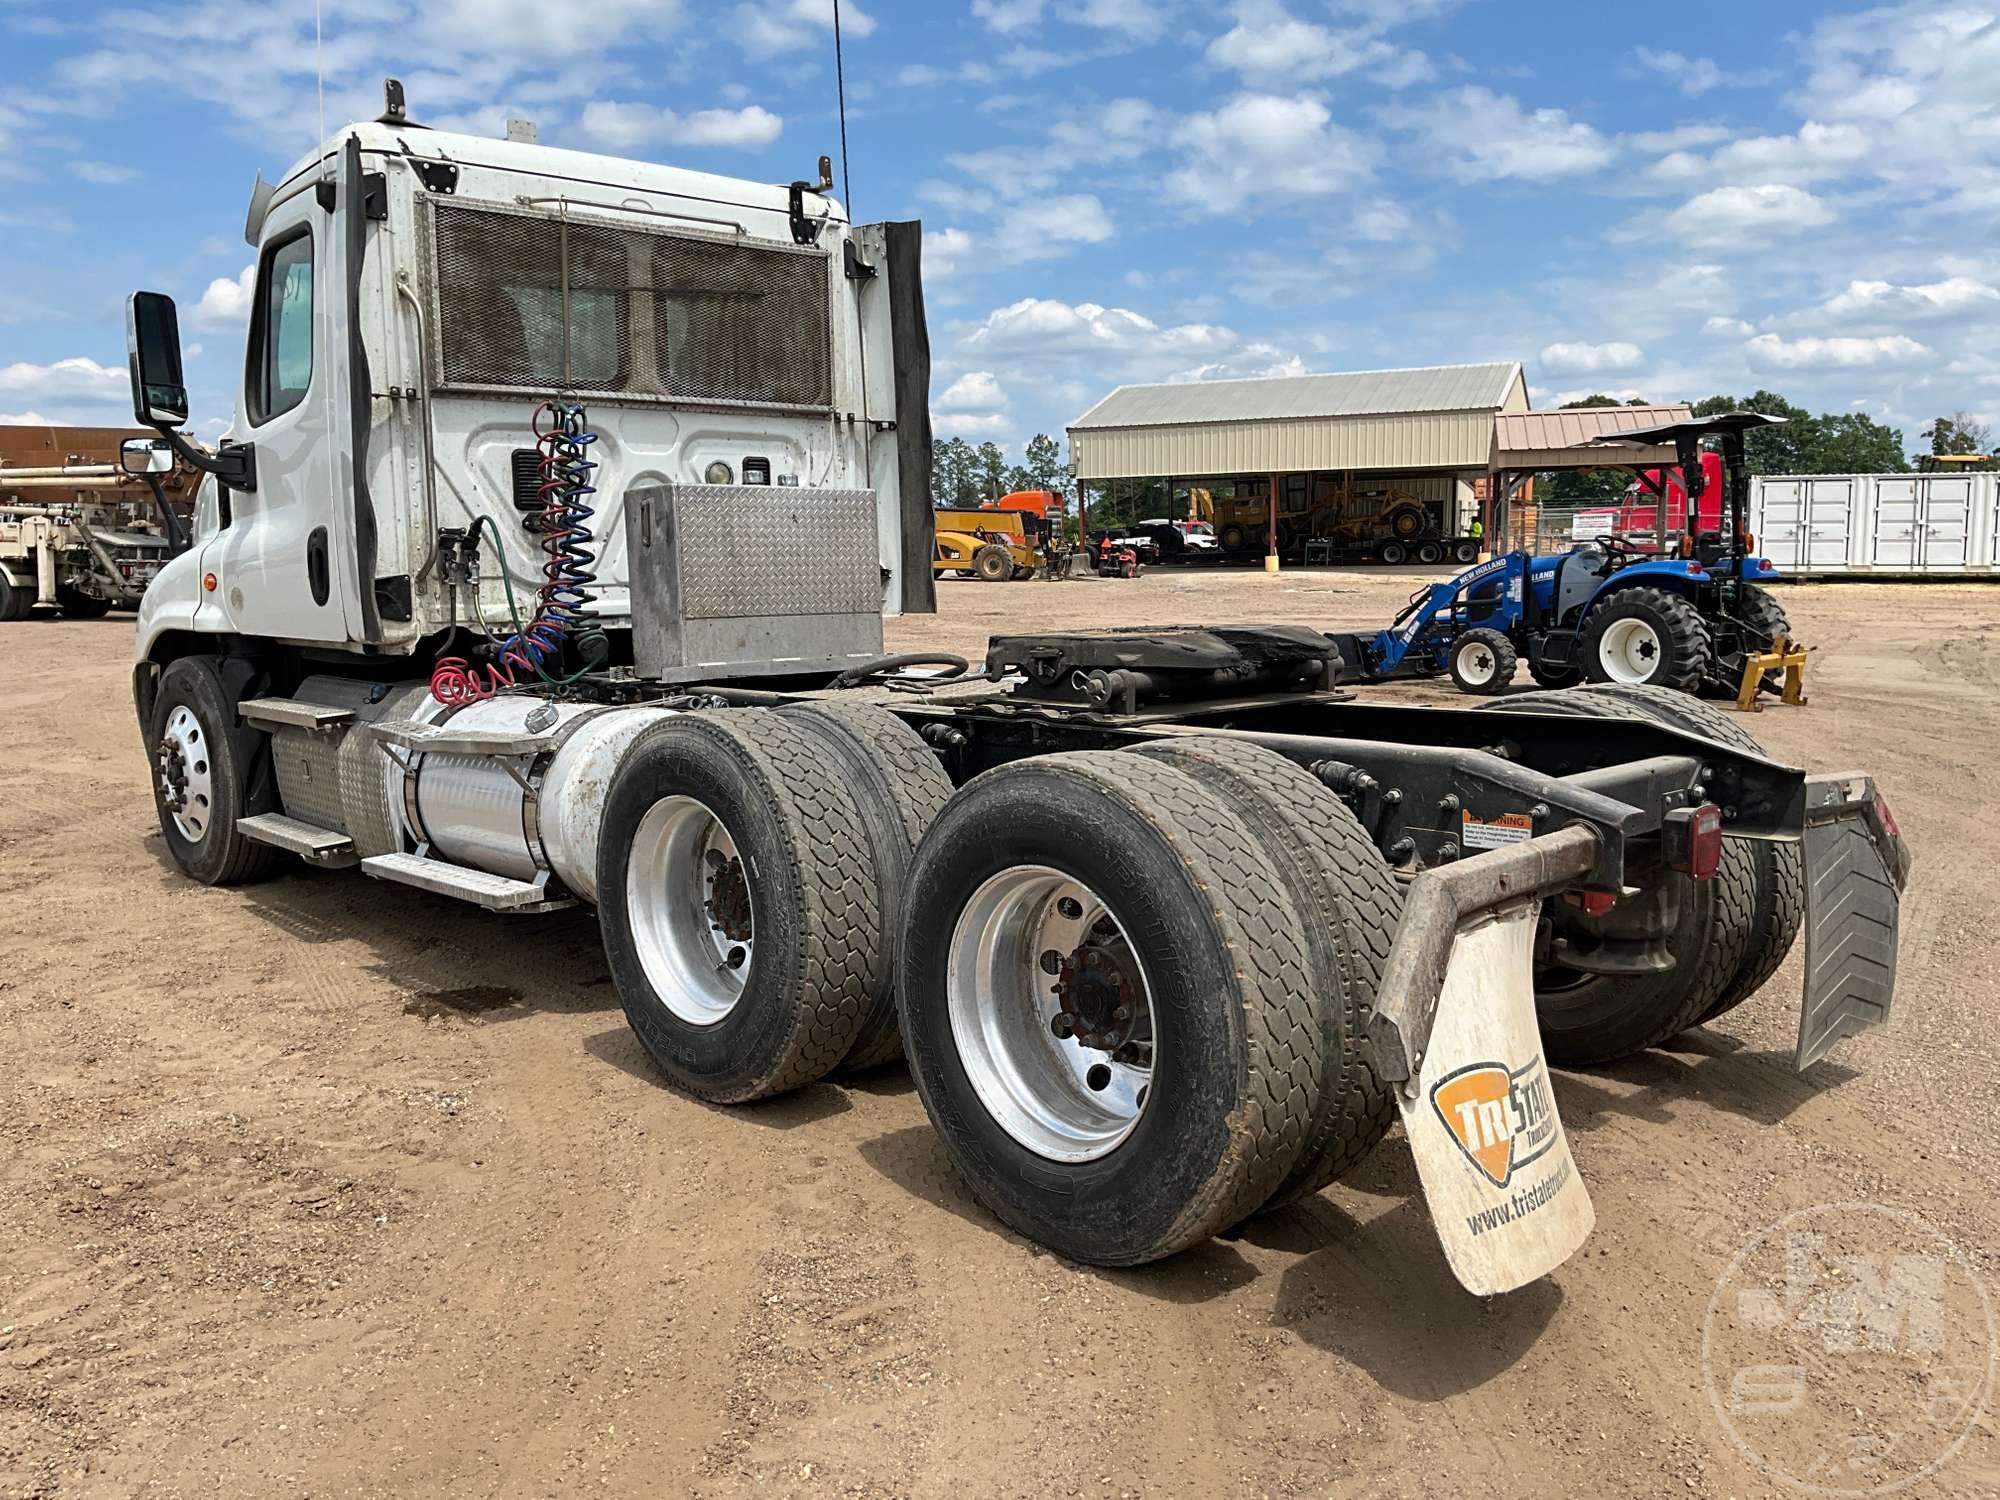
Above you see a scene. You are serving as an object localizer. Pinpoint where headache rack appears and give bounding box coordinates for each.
[420,195,834,413]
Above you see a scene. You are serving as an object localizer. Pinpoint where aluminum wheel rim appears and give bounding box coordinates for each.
[1598,617,1664,684]
[1457,640,1499,687]
[625,796,754,1026]
[157,704,214,843]
[946,865,1155,1163]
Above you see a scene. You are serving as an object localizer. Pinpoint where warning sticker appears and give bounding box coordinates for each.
[1461,811,1534,849]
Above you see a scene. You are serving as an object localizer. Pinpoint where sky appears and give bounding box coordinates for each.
[2,0,1997,460]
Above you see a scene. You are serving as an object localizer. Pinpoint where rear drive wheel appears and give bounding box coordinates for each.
[1455,540,1480,563]
[1417,540,1444,565]
[778,701,954,1071]
[1555,683,1803,1026]
[1449,628,1516,695]
[1581,586,1713,692]
[897,752,1321,1265]
[1378,541,1408,566]
[1131,738,1399,1211]
[56,586,114,619]
[972,544,1013,583]
[0,570,35,621]
[598,711,882,1102]
[1722,582,1794,697]
[149,655,283,886]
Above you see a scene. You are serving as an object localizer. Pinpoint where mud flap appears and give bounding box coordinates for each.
[1796,773,1910,1072]
[1395,904,1596,1296]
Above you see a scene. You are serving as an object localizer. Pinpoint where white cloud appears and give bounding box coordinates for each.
[1678,182,1833,239]
[972,0,1042,32]
[1206,1,1430,87]
[69,160,140,184]
[734,0,874,52]
[936,371,1009,411]
[193,265,256,329]
[926,227,975,279]
[1817,276,2000,322]
[0,356,127,397]
[1705,316,1758,337]
[1539,341,1644,375]
[1631,47,1726,95]
[1383,87,1615,181]
[933,410,1012,437]
[1167,93,1375,212]
[1706,121,1873,183]
[0,409,55,425]
[575,101,782,151]
[966,297,1236,363]
[1745,332,1932,369]
[1065,0,1169,39]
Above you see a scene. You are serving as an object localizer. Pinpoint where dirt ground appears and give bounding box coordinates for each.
[2,568,1996,1498]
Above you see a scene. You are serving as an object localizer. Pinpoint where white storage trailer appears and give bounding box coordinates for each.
[1752,470,1999,577]
[118,83,1909,1301]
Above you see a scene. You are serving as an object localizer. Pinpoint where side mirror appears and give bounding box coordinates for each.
[126,291,189,429]
[120,436,174,476]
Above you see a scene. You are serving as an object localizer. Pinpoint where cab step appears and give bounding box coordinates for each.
[360,852,574,913]
[239,698,355,732]
[237,812,358,867]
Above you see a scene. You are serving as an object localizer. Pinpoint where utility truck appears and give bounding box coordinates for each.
[0,432,190,619]
[123,83,1907,1297]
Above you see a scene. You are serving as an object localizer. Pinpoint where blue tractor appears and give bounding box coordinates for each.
[1327,412,1796,698]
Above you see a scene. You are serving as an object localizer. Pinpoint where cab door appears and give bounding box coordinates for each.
[210,186,352,641]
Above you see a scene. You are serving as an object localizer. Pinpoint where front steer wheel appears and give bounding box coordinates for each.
[597,711,884,1103]
[897,752,1322,1266]
[148,656,284,886]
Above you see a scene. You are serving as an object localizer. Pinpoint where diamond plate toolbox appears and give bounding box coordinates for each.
[624,482,886,683]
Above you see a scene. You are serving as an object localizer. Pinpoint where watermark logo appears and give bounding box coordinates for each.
[1703,1202,1996,1496]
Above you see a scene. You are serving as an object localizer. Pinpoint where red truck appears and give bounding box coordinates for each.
[1571,449,1725,545]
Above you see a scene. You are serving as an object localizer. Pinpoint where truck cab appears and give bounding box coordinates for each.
[131,85,933,708]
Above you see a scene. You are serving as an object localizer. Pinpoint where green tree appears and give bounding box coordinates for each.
[1022,433,1072,502]
[974,441,1007,502]
[1694,391,1906,475]
[1925,412,1993,456]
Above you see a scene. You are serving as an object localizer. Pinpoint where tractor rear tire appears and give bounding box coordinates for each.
[1129,738,1399,1212]
[1581,586,1713,693]
[597,711,882,1103]
[1719,582,1794,698]
[1449,628,1517,695]
[1558,683,1803,1026]
[896,752,1321,1266]
[972,545,1013,583]
[1392,508,1423,539]
[778,701,955,1072]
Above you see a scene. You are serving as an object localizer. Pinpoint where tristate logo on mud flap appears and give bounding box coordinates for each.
[1429,1057,1557,1189]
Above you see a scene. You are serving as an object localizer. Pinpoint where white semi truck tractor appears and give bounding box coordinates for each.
[124,83,1909,1295]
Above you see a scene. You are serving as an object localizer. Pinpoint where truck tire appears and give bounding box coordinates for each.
[896,752,1321,1265]
[972,545,1013,582]
[1417,540,1444,565]
[1130,738,1398,1211]
[1581,586,1713,692]
[1455,540,1480,563]
[1221,523,1247,551]
[777,700,954,1072]
[1552,683,1803,1026]
[1449,628,1516,695]
[0,570,34,621]
[1472,688,1763,1063]
[148,655,285,886]
[56,586,114,619]
[1378,541,1407,566]
[596,711,882,1103]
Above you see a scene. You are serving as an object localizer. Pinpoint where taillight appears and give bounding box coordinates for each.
[1874,793,1900,841]
[1686,560,1703,575]
[1665,803,1724,879]
[1564,890,1617,917]
[1759,558,1775,572]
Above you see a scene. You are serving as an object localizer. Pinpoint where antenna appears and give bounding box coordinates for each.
[313,0,327,153]
[833,0,853,215]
